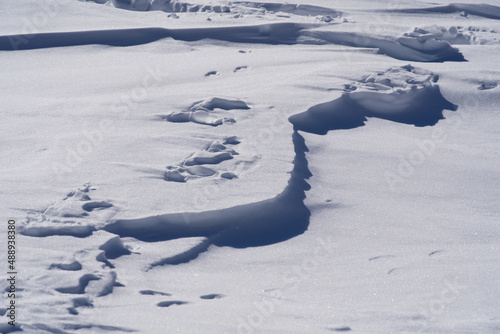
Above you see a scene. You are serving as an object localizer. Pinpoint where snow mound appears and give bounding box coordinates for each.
[164,97,249,127]
[304,30,465,62]
[404,25,500,45]
[289,65,457,134]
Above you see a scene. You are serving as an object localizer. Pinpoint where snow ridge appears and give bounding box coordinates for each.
[104,129,312,248]
[0,24,465,62]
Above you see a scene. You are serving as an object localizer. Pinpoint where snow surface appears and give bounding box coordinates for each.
[1,0,499,333]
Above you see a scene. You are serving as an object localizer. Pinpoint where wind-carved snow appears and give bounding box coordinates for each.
[4,0,498,332]
[404,25,500,46]
[0,23,466,62]
[290,65,457,134]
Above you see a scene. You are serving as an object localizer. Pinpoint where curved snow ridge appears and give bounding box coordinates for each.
[104,130,311,248]
[103,65,456,250]
[389,3,500,20]
[303,30,466,62]
[289,65,458,135]
[0,23,305,51]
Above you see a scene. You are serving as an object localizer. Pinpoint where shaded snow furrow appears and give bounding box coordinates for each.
[0,24,466,62]
[0,23,304,51]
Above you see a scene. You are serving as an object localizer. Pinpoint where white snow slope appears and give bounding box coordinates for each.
[0,0,499,333]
